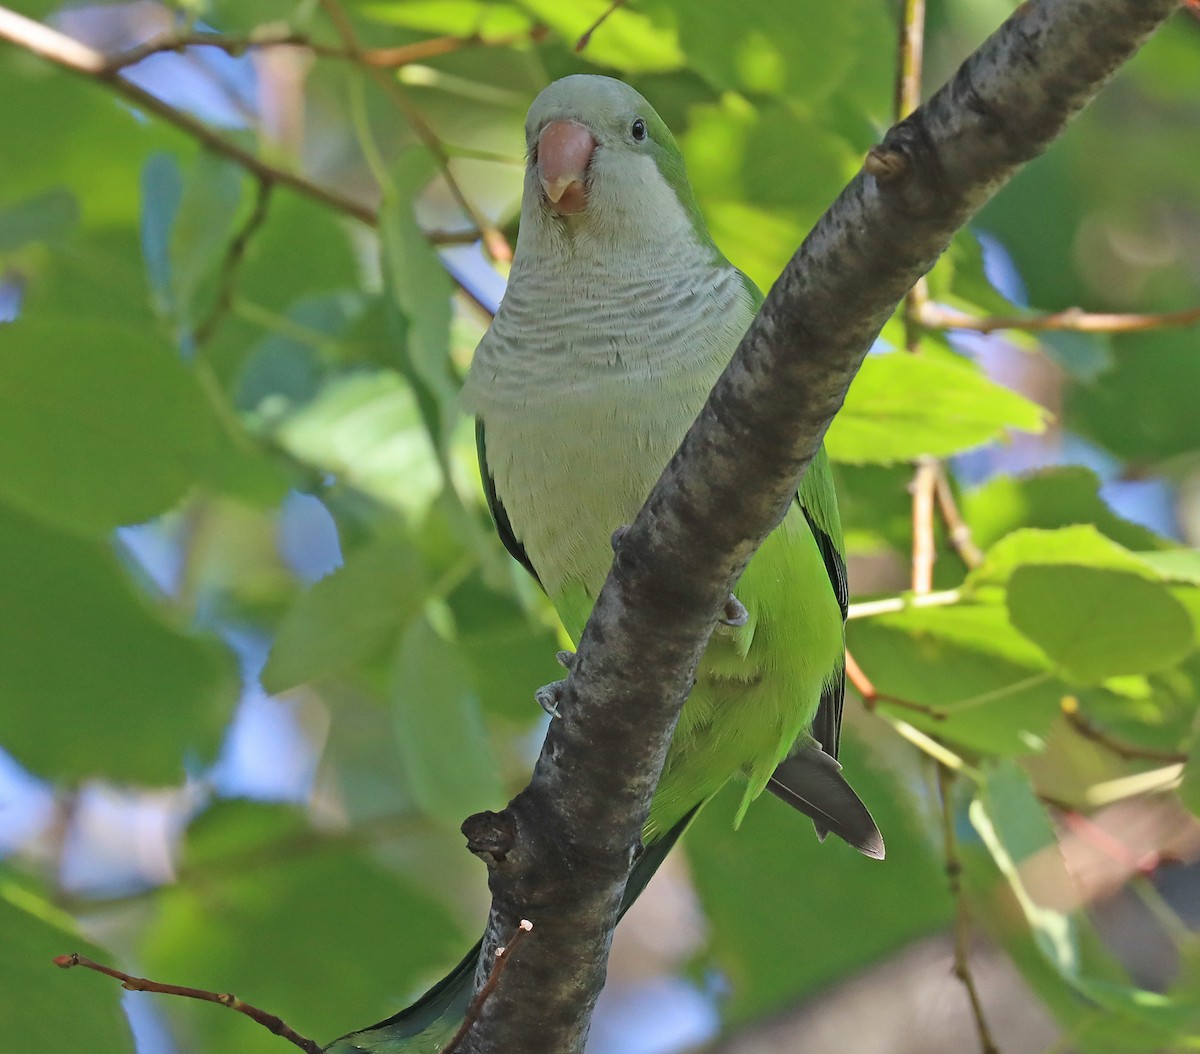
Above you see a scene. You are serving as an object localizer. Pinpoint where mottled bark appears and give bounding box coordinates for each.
[461,1,1182,1052]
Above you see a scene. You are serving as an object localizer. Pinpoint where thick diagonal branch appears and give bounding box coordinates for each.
[461,2,1182,1052]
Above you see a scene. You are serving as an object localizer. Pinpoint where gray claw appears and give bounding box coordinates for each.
[535,679,566,718]
[720,593,749,627]
[556,650,576,670]
[610,526,628,551]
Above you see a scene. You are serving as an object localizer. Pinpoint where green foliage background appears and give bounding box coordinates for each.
[1,1,1199,1051]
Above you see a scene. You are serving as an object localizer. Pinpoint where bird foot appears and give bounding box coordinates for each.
[720,593,749,627]
[535,679,566,718]
[535,652,575,718]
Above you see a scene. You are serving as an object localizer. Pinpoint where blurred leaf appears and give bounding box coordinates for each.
[142,802,465,1053]
[140,152,183,317]
[1007,565,1195,683]
[520,0,684,72]
[970,762,1200,1046]
[649,0,859,99]
[263,532,428,692]
[970,525,1162,589]
[963,467,1166,552]
[356,0,533,36]
[0,317,227,535]
[1136,548,1200,585]
[0,187,78,252]
[379,150,462,458]
[392,615,504,824]
[450,576,560,723]
[0,504,237,781]
[0,875,134,1054]
[826,352,1048,464]
[270,369,449,520]
[688,737,949,1021]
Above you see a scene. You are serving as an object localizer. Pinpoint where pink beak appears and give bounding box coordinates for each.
[537,120,596,216]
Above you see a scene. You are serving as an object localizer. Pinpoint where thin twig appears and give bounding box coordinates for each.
[845,650,946,719]
[936,766,1001,1054]
[317,0,513,264]
[103,27,546,73]
[194,176,273,346]
[911,455,939,592]
[442,920,534,1054]
[0,6,377,226]
[53,953,321,1054]
[933,466,984,568]
[575,0,626,52]
[846,588,961,620]
[917,302,1200,335]
[1061,697,1188,764]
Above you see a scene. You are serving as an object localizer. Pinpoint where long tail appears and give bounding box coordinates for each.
[324,807,699,1052]
[768,744,885,860]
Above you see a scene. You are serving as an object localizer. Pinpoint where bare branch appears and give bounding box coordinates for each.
[917,301,1200,334]
[575,1,626,53]
[194,177,274,346]
[442,921,534,1054]
[53,953,321,1054]
[936,767,1001,1054]
[102,26,547,73]
[0,6,377,227]
[1061,696,1189,764]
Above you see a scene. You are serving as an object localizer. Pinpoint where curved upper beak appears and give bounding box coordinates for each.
[537,119,596,216]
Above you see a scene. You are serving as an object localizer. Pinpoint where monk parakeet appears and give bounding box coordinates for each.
[326,73,882,1054]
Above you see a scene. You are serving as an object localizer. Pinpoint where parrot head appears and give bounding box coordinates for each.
[521,74,708,250]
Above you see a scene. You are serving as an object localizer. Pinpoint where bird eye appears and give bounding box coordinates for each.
[630,117,647,142]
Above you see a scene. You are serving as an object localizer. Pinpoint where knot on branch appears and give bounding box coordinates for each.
[463,809,518,865]
[866,114,954,217]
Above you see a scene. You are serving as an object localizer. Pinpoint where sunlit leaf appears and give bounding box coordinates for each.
[1007,565,1194,682]
[825,352,1048,464]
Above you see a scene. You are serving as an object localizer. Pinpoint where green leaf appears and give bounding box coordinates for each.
[0,875,134,1054]
[849,605,1064,755]
[969,762,1200,1046]
[970,525,1162,589]
[0,318,227,535]
[687,737,949,1021]
[263,532,428,693]
[391,615,504,824]
[1136,549,1200,585]
[451,589,561,724]
[518,0,684,72]
[1007,565,1195,683]
[0,504,237,782]
[379,150,462,458]
[356,0,533,36]
[0,187,78,252]
[963,467,1166,553]
[649,0,859,98]
[825,352,1048,464]
[140,152,183,316]
[142,802,465,1053]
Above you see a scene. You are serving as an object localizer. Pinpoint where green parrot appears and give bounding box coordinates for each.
[326,73,882,1054]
